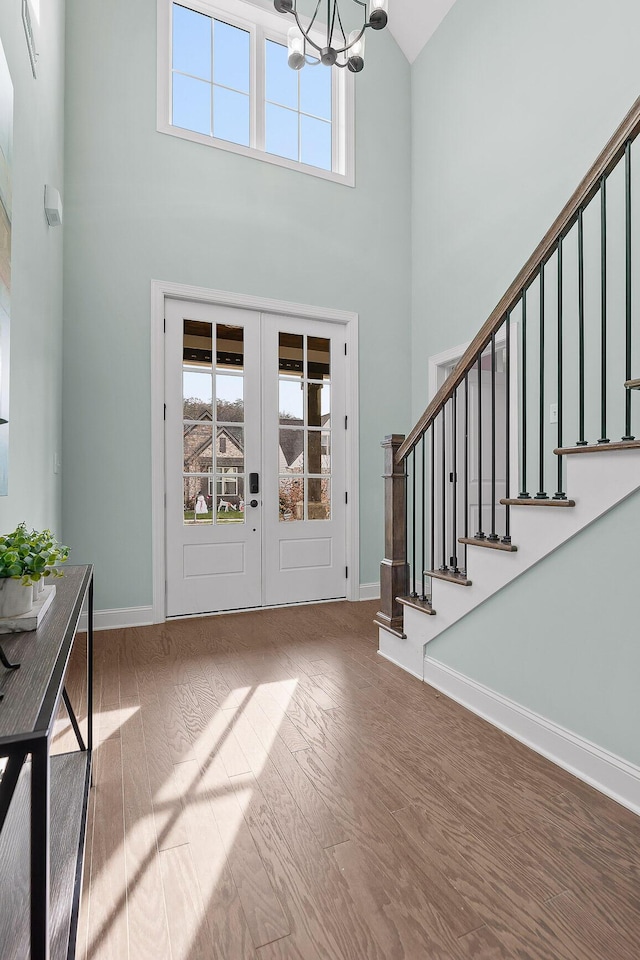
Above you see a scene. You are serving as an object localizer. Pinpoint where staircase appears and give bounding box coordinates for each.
[376,97,640,680]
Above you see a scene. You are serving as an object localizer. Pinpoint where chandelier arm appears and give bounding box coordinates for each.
[334,0,353,47]
[331,23,367,56]
[328,0,338,49]
[292,10,323,53]
[304,0,323,35]
[286,1,373,60]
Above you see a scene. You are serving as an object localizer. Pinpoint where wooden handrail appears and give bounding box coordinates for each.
[397,95,640,464]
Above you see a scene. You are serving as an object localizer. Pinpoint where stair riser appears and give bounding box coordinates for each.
[379,449,640,677]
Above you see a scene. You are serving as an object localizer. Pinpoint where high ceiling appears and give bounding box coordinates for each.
[388,0,457,64]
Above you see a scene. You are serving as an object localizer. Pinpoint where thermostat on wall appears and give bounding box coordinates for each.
[44,185,63,226]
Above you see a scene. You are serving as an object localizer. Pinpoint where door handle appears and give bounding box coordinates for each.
[249,499,259,508]
[249,473,259,494]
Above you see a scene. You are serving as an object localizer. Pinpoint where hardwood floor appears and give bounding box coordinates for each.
[55,600,640,959]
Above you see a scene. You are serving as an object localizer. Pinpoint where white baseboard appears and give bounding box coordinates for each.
[80,605,154,633]
[359,582,380,601]
[424,657,640,817]
[378,649,423,681]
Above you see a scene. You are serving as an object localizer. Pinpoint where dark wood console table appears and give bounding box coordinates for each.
[0,565,94,960]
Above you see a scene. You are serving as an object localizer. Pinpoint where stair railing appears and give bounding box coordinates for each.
[377,96,640,638]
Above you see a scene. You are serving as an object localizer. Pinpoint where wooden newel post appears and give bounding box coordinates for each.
[375,434,409,639]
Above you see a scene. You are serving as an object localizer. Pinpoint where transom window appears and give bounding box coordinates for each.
[158,0,354,184]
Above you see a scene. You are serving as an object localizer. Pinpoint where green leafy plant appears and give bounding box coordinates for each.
[0,523,70,586]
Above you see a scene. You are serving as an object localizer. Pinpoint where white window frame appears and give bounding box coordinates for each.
[157,0,355,186]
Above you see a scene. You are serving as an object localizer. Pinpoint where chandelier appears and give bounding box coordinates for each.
[273,1,389,73]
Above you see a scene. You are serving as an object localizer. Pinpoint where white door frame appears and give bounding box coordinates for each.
[150,279,360,624]
[427,325,520,509]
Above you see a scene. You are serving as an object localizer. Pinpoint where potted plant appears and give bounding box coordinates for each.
[0,523,69,618]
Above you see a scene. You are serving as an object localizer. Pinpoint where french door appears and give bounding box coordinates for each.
[165,298,347,617]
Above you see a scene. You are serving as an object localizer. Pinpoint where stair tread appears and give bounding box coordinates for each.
[501,497,576,507]
[425,569,472,586]
[459,537,517,552]
[624,379,640,389]
[554,440,640,455]
[397,595,436,615]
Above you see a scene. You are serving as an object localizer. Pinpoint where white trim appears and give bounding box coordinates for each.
[157,0,355,187]
[424,657,640,817]
[358,582,380,601]
[427,328,509,401]
[79,606,154,633]
[378,650,423,681]
[150,279,359,624]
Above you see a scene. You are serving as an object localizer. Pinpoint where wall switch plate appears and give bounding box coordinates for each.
[53,453,61,475]
[550,403,558,424]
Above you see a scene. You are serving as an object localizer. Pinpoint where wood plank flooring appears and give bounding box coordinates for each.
[55,600,640,960]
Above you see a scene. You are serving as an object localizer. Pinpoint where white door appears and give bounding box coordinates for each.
[165,299,262,616]
[263,315,346,605]
[466,367,507,539]
[165,299,347,616]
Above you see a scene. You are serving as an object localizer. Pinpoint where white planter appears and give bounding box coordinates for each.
[32,578,45,601]
[0,578,34,618]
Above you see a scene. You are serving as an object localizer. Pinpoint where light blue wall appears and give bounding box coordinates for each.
[411,0,640,765]
[62,0,412,609]
[427,489,640,765]
[411,0,640,418]
[0,1,66,538]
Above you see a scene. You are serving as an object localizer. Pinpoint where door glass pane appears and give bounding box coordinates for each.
[216,374,243,421]
[184,423,213,474]
[307,337,330,380]
[217,426,244,473]
[217,324,243,370]
[280,428,304,474]
[308,431,330,474]
[279,379,304,422]
[308,478,330,520]
[184,477,213,524]
[215,471,245,523]
[307,383,329,427]
[279,333,303,375]
[183,369,212,419]
[184,319,213,364]
[279,477,303,521]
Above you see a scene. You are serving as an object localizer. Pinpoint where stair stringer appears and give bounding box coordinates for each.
[378,448,640,678]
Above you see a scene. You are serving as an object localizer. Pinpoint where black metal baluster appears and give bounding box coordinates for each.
[554,238,566,498]
[411,447,417,596]
[503,314,512,543]
[577,208,586,444]
[488,333,499,539]
[464,373,469,572]
[599,175,610,443]
[451,390,459,571]
[421,433,427,599]
[536,264,548,498]
[440,406,447,570]
[404,450,408,579]
[430,426,435,575]
[623,140,635,441]
[519,291,530,495]
[475,353,485,537]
